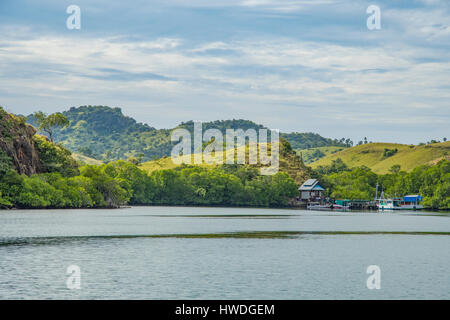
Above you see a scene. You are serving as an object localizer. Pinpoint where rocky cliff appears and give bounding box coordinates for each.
[0,108,43,175]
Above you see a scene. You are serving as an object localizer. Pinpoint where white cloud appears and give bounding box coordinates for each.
[0,0,449,143]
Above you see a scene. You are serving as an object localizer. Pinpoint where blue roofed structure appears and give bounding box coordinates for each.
[298,179,325,202]
[403,195,423,202]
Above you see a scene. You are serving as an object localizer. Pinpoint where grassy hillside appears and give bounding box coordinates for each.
[141,139,311,185]
[310,142,450,173]
[140,155,213,173]
[295,146,347,164]
[27,106,347,162]
[71,153,104,165]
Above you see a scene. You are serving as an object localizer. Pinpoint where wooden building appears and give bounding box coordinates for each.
[298,179,325,202]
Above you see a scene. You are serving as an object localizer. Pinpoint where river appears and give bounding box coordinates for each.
[0,206,449,299]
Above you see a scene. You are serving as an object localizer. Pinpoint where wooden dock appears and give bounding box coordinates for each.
[348,200,378,210]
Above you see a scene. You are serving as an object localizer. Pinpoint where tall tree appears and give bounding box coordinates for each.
[33,111,69,142]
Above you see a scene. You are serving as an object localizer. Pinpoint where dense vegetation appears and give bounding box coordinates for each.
[1,107,302,209]
[314,158,450,209]
[33,135,79,176]
[281,132,351,150]
[27,106,165,161]
[1,106,446,210]
[27,105,348,162]
[0,161,299,209]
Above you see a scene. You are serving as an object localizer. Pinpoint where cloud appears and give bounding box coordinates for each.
[0,0,449,143]
[86,68,176,82]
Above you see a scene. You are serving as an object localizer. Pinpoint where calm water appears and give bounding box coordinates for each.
[0,206,449,299]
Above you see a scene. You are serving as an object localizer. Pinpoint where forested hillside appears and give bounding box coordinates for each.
[2,106,448,210]
[27,106,348,162]
[281,133,350,150]
[1,107,302,209]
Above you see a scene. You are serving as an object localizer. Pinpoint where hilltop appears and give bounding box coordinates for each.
[310,142,450,174]
[27,106,348,162]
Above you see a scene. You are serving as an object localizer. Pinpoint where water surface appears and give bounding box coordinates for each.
[0,207,449,299]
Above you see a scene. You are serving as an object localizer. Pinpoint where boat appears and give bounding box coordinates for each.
[377,195,423,210]
[307,202,332,211]
[377,198,398,210]
[307,200,351,211]
[399,195,424,210]
[333,199,352,211]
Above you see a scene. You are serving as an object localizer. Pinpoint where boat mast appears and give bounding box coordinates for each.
[375,182,379,200]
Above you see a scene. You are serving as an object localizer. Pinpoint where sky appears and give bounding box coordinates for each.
[0,0,449,144]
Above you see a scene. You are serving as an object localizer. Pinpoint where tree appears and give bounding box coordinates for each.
[321,166,377,200]
[127,153,145,165]
[79,165,129,208]
[0,192,12,208]
[315,158,349,175]
[0,150,12,177]
[389,164,401,174]
[33,135,79,177]
[383,148,398,158]
[345,138,353,147]
[33,111,69,142]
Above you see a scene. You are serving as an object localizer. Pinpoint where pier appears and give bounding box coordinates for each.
[347,200,378,210]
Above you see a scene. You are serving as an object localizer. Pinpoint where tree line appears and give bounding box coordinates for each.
[0,159,299,209]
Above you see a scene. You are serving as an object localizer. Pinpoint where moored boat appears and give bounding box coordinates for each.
[333,199,352,211]
[307,199,352,211]
[307,202,332,210]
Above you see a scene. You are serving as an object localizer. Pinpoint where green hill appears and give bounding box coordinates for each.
[282,133,350,150]
[27,106,170,161]
[27,106,347,162]
[310,142,450,174]
[141,139,311,185]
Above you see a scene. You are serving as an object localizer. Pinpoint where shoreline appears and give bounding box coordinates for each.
[1,204,448,212]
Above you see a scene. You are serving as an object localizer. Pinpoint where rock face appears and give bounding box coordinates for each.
[0,109,43,175]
